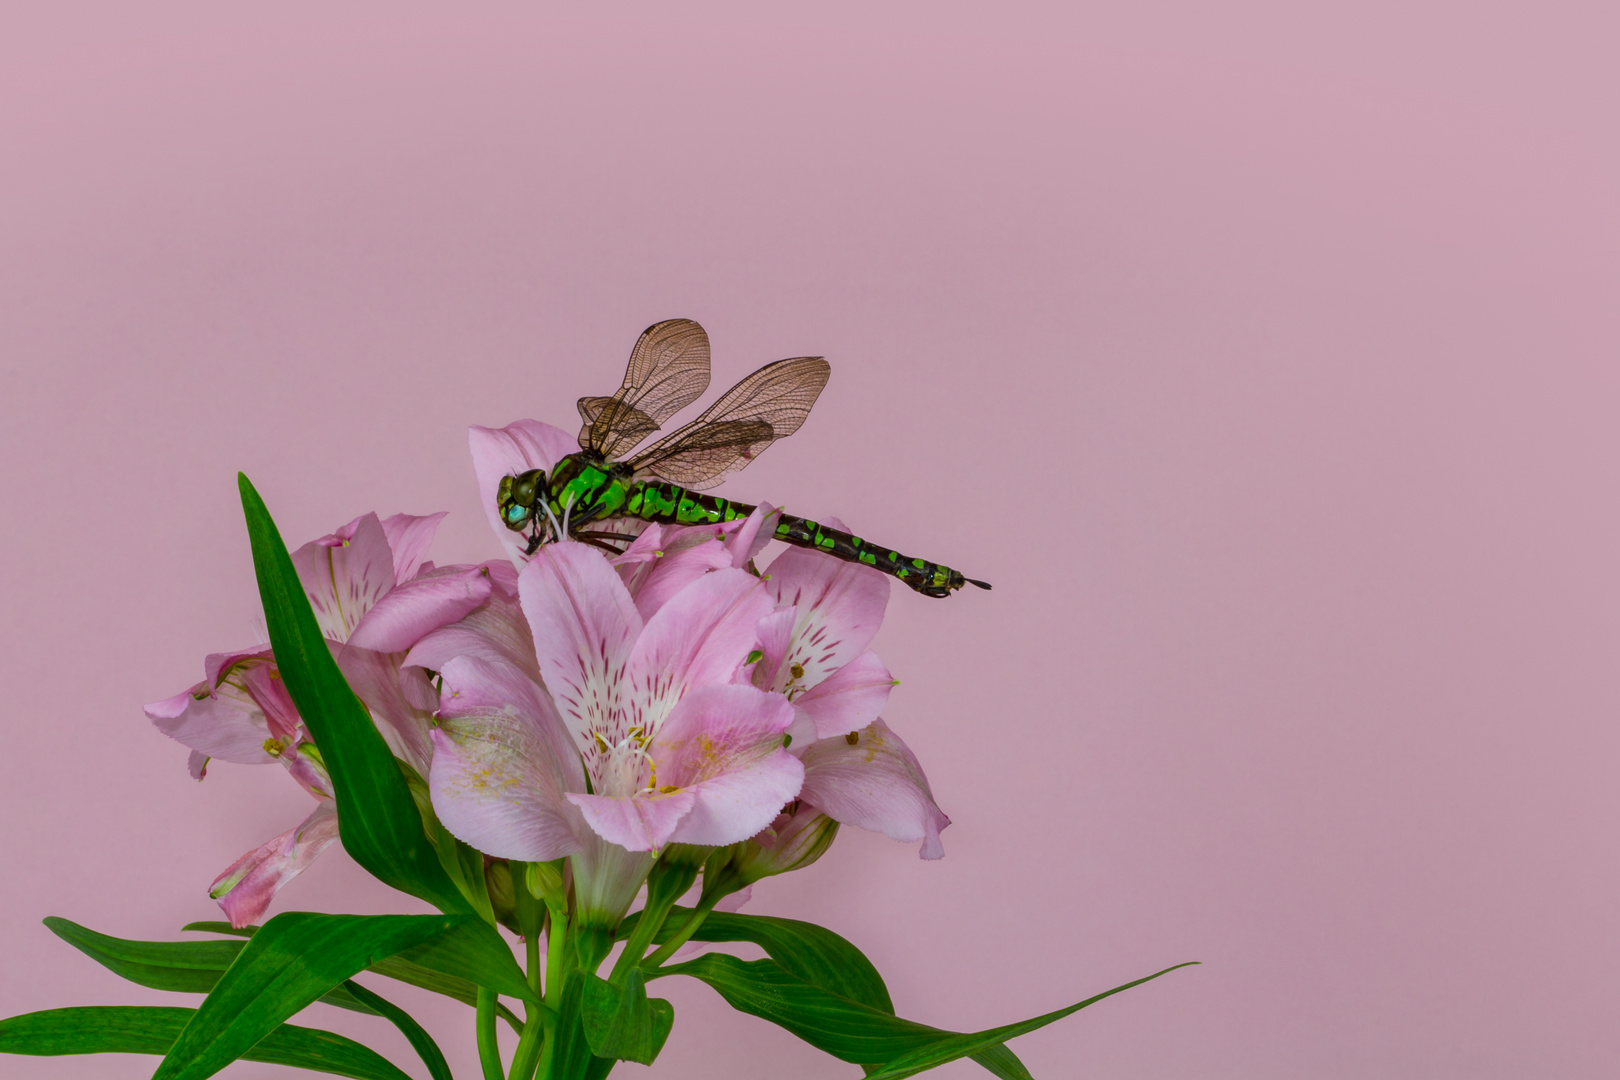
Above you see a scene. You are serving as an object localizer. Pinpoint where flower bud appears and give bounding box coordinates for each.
[524,857,568,908]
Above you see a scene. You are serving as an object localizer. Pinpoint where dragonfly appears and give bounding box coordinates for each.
[495,318,990,598]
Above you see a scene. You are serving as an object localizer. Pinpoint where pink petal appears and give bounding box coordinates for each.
[626,568,776,716]
[347,564,493,654]
[624,535,733,621]
[210,801,340,928]
[566,788,697,852]
[405,580,542,687]
[726,503,780,569]
[336,647,434,773]
[762,545,890,693]
[145,682,276,766]
[652,684,804,847]
[570,833,657,929]
[380,512,448,583]
[797,719,950,859]
[794,650,897,740]
[519,542,643,750]
[291,513,398,643]
[469,420,579,565]
[428,656,587,862]
[747,608,797,690]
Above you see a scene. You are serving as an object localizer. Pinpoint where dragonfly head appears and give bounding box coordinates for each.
[497,469,547,532]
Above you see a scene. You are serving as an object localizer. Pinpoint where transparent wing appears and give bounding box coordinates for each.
[577,318,711,458]
[626,356,830,489]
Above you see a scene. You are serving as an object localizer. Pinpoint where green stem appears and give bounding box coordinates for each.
[607,859,696,985]
[506,929,547,1080]
[476,987,505,1080]
[641,892,721,971]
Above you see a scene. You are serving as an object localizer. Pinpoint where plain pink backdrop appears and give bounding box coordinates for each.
[3,3,1617,1077]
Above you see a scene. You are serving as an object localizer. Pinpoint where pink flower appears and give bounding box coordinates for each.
[749,537,951,859]
[431,542,803,853]
[145,511,490,926]
[428,542,805,924]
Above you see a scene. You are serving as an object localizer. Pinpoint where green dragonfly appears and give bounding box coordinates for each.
[496,319,990,598]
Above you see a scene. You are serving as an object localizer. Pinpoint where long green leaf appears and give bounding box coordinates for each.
[634,908,1028,1079]
[0,1006,410,1080]
[656,953,950,1065]
[46,917,378,1016]
[238,473,463,912]
[185,920,526,1031]
[661,953,1195,1074]
[152,910,469,1080]
[394,918,536,1004]
[339,980,453,1080]
[861,962,1201,1080]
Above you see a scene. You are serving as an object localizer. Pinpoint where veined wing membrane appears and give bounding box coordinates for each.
[627,356,830,489]
[578,319,712,458]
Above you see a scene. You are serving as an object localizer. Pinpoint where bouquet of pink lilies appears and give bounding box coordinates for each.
[1,403,1191,1079]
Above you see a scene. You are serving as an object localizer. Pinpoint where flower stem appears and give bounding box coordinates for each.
[506,925,548,1080]
[476,987,505,1080]
[641,892,721,971]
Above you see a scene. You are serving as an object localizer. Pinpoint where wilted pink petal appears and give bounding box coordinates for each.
[347,564,493,653]
[429,657,587,862]
[798,719,949,859]
[291,513,397,643]
[795,650,897,740]
[379,512,447,583]
[469,420,579,565]
[210,802,340,928]
[187,750,210,780]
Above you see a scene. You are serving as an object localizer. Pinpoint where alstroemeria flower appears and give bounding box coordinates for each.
[146,511,489,925]
[429,541,804,861]
[745,537,951,859]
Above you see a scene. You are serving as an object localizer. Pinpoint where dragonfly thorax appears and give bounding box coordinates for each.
[545,453,634,529]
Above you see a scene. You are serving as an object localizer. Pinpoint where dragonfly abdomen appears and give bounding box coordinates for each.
[772,514,982,597]
[617,482,986,597]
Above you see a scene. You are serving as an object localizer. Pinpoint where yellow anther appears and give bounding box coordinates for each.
[263,737,285,757]
[592,731,611,752]
[659,785,679,794]
[790,663,805,680]
[844,731,859,746]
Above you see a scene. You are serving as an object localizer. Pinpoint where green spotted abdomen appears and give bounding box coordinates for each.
[619,481,976,597]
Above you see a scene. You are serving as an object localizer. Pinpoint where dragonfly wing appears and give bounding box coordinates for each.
[577,318,711,457]
[626,356,830,489]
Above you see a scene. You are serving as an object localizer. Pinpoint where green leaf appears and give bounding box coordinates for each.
[581,967,673,1065]
[394,917,537,1004]
[48,917,379,1017]
[238,473,464,912]
[46,916,245,995]
[151,910,471,1080]
[548,973,609,1080]
[632,908,1028,1078]
[339,981,453,1080]
[860,962,1200,1080]
[184,920,527,1032]
[660,952,1196,1076]
[0,1006,411,1080]
[629,906,892,1012]
[655,953,947,1065]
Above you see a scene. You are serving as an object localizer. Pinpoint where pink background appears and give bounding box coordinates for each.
[3,4,1617,1077]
